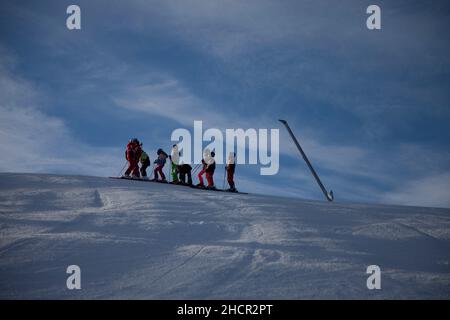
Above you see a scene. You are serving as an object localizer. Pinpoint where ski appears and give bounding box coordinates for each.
[109,176,167,184]
[279,119,334,202]
[109,177,248,194]
[190,185,248,194]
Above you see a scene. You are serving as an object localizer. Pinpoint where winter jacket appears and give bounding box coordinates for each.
[134,145,143,162]
[170,146,180,165]
[177,164,192,174]
[140,151,150,165]
[126,142,137,161]
[205,158,216,173]
[154,155,166,166]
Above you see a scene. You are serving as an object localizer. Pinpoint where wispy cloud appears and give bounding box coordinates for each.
[113,78,226,127]
[381,172,450,209]
[0,52,123,176]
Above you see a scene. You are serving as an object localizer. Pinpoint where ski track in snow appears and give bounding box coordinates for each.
[0,173,449,299]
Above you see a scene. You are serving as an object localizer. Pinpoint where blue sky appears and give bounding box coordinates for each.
[1,0,449,207]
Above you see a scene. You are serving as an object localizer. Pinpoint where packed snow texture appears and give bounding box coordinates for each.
[0,173,449,299]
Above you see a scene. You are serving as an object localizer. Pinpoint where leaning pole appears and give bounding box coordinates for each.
[279,119,334,202]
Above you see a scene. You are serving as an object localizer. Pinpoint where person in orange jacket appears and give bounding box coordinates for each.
[123,138,142,178]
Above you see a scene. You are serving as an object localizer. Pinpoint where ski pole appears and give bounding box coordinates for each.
[279,119,334,202]
[117,161,128,177]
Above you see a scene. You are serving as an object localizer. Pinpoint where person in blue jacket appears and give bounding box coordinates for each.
[152,148,168,182]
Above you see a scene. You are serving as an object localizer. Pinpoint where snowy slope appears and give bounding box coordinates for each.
[0,173,449,299]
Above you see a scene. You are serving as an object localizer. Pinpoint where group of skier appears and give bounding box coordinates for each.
[122,139,237,192]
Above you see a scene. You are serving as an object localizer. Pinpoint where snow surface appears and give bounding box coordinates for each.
[0,173,449,299]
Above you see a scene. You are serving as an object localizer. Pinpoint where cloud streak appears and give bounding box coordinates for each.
[0,52,123,177]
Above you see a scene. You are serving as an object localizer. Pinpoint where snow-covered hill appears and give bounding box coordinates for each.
[0,173,449,299]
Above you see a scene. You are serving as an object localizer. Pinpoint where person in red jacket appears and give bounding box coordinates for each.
[123,138,142,178]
